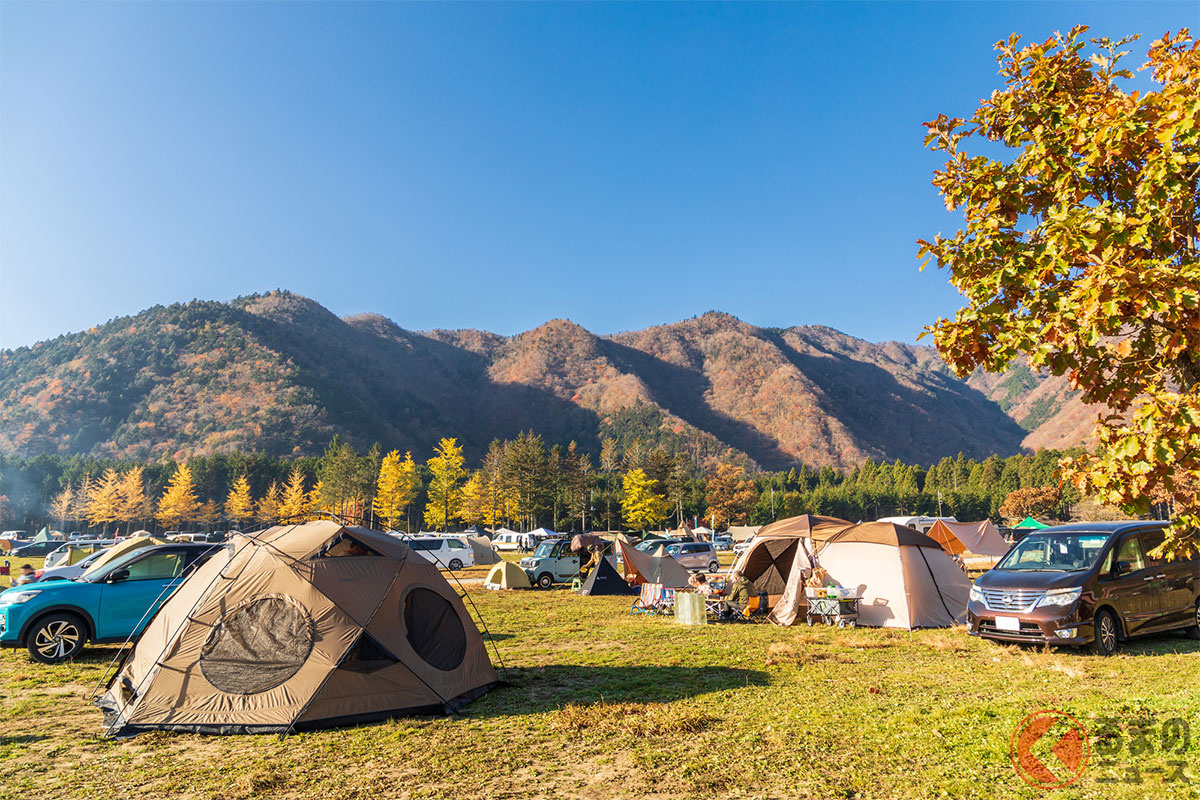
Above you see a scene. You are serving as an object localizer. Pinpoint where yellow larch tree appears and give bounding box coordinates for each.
[156,463,200,529]
[256,481,281,523]
[423,438,466,531]
[457,471,489,527]
[117,466,149,527]
[373,450,420,531]
[224,475,254,528]
[49,484,74,525]
[85,468,124,531]
[621,468,670,532]
[278,468,308,520]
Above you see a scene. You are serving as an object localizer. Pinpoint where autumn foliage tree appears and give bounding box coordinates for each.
[621,468,669,531]
[85,468,123,531]
[156,463,200,529]
[278,468,308,520]
[704,463,757,529]
[373,450,420,531]
[919,27,1200,556]
[1000,485,1062,522]
[224,474,254,527]
[424,438,466,531]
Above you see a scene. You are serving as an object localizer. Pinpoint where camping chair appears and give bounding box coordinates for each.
[721,591,770,623]
[631,583,664,615]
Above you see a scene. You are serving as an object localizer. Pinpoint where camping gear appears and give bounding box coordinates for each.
[675,592,707,625]
[812,522,970,629]
[805,587,861,627]
[925,519,1010,557]
[616,540,692,588]
[1015,516,1050,530]
[466,536,502,566]
[82,536,168,577]
[630,583,675,615]
[96,521,497,736]
[579,556,637,596]
[32,527,53,543]
[569,533,606,552]
[484,561,531,590]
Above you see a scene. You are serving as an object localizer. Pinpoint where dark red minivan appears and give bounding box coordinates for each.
[967,522,1200,655]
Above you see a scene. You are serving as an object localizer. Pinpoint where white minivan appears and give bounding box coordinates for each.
[491,532,524,552]
[401,536,475,570]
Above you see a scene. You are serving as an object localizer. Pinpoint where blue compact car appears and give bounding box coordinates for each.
[0,542,221,663]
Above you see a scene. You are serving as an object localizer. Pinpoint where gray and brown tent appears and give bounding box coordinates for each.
[616,540,692,589]
[96,521,497,735]
[466,535,502,566]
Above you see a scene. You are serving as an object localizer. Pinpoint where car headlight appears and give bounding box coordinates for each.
[0,589,42,606]
[969,584,984,604]
[1035,588,1081,608]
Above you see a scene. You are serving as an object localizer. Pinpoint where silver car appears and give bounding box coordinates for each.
[664,541,720,573]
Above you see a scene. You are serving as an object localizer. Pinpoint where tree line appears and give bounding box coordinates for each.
[0,436,1088,535]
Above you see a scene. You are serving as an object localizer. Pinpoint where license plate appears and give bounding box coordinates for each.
[995,615,1021,632]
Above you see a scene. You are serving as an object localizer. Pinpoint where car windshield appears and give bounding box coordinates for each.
[534,541,557,558]
[997,532,1112,572]
[82,547,170,582]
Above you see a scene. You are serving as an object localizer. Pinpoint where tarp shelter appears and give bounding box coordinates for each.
[727,515,850,625]
[462,526,491,538]
[33,527,53,543]
[570,533,607,552]
[580,557,637,596]
[925,519,1010,557]
[83,536,169,577]
[693,526,712,535]
[1016,517,1050,530]
[493,527,520,538]
[466,536,502,566]
[65,542,108,566]
[727,525,761,542]
[616,540,692,589]
[484,561,531,590]
[97,521,497,735]
[811,522,970,629]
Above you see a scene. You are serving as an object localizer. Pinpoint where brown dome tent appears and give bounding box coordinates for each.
[729,514,851,626]
[96,521,497,736]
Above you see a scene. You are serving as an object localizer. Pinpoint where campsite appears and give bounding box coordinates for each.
[1,519,1197,799]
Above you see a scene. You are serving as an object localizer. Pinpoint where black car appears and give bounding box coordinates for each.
[11,541,64,558]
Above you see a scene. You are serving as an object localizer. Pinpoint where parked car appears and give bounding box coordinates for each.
[0,542,222,663]
[10,541,63,558]
[663,541,720,573]
[967,522,1200,655]
[520,538,581,588]
[492,532,524,552]
[732,535,756,558]
[401,536,474,570]
[712,535,734,551]
[34,547,114,583]
[44,540,115,569]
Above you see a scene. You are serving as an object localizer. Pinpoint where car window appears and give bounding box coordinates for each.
[124,552,187,581]
[1140,530,1166,567]
[448,540,464,549]
[1115,535,1145,572]
[409,540,439,551]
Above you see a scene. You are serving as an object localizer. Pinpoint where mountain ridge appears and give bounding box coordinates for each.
[0,291,1091,468]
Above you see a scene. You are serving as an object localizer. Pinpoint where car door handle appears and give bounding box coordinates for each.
[1154,574,1165,579]
[1142,576,1154,581]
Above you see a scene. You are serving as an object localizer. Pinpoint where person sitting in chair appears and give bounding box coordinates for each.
[723,570,755,617]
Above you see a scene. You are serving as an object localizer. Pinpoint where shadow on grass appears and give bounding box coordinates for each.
[1115,632,1200,657]
[0,735,47,746]
[472,664,768,718]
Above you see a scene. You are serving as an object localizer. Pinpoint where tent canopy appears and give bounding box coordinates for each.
[466,536,501,565]
[616,540,692,588]
[580,557,637,596]
[757,514,851,542]
[1015,517,1050,529]
[570,533,607,552]
[925,519,1010,557]
[817,521,944,550]
[727,525,761,542]
[97,521,497,736]
[484,561,531,590]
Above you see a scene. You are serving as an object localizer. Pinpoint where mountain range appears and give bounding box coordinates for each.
[0,291,1096,468]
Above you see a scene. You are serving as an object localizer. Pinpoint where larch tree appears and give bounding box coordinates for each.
[256,481,282,523]
[224,475,255,528]
[49,484,74,526]
[373,450,420,531]
[621,468,670,532]
[278,468,309,520]
[117,466,149,527]
[85,468,123,531]
[457,471,489,527]
[918,27,1200,556]
[424,438,466,531]
[704,463,758,529]
[156,463,200,529]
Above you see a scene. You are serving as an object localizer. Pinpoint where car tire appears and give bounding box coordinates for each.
[537,573,554,589]
[492,545,499,553]
[448,559,463,571]
[1184,601,1200,641]
[1089,609,1119,656]
[708,561,720,573]
[26,612,87,664]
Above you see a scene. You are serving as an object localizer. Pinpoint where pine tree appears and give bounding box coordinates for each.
[621,468,670,531]
[225,474,254,527]
[279,468,308,520]
[156,464,200,529]
[424,438,466,531]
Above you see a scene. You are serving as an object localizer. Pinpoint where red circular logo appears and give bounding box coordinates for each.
[1010,709,1090,790]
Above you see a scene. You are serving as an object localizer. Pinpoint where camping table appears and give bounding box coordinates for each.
[805,595,861,628]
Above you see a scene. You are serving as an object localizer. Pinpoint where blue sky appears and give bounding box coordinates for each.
[0,1,1193,349]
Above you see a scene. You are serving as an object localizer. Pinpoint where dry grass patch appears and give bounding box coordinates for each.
[763,642,855,666]
[922,632,970,652]
[550,701,717,737]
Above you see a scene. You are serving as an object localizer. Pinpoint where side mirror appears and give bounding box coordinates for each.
[1114,560,1132,576]
[107,568,130,583]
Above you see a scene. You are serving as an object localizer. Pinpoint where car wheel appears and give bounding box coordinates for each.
[1089,609,1119,656]
[492,545,499,552]
[448,559,463,571]
[27,613,87,664]
[1185,601,1200,641]
[708,561,720,573]
[537,573,554,589]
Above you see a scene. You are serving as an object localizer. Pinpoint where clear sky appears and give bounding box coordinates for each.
[1,1,1194,349]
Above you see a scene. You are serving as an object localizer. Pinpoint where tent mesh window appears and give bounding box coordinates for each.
[403,587,467,671]
[200,596,315,694]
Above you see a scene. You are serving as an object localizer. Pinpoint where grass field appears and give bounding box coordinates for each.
[1,568,1197,800]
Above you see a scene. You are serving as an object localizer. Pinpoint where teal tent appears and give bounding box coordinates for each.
[1015,517,1049,529]
[33,527,52,543]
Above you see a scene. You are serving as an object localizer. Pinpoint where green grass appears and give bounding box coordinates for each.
[1,582,1197,799]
